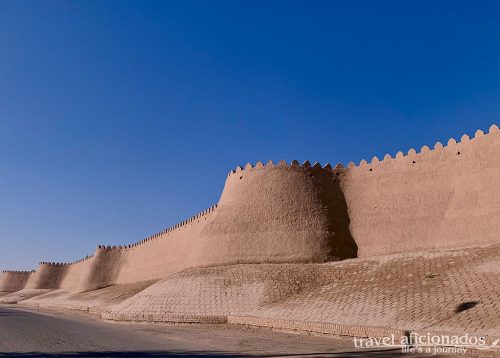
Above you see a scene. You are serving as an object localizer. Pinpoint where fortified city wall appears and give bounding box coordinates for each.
[1,124,499,293]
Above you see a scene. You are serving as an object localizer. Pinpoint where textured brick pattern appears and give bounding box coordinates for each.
[104,243,500,341]
[104,264,346,322]
[238,244,500,339]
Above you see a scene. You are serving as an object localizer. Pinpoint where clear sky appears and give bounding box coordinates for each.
[1,0,500,270]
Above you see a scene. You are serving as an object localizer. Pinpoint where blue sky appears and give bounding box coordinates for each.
[1,0,500,270]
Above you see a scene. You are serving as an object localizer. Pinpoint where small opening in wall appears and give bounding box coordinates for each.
[239,176,242,179]
[457,151,461,155]
[369,168,373,171]
[412,160,416,164]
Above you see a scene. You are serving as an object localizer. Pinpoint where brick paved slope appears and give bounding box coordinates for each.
[20,281,156,313]
[104,243,500,339]
[103,264,344,323]
[235,244,500,339]
[0,289,53,304]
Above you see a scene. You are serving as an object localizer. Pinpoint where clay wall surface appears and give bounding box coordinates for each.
[197,162,356,264]
[59,255,96,291]
[81,248,123,291]
[114,206,224,284]
[342,125,500,256]
[25,263,68,289]
[0,271,32,292]
[22,255,96,292]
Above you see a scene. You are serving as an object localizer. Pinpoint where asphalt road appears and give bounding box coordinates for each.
[0,306,444,357]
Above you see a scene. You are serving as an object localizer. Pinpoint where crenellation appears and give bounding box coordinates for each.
[475,129,485,138]
[434,142,443,150]
[120,203,219,252]
[286,123,497,174]
[227,159,343,177]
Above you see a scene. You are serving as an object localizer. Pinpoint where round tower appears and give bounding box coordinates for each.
[196,161,357,266]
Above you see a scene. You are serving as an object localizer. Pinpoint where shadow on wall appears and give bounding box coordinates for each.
[36,264,69,289]
[312,167,358,260]
[81,247,124,292]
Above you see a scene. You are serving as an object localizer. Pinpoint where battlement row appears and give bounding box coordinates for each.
[33,205,219,267]
[1,270,34,274]
[39,255,93,266]
[228,124,499,176]
[93,204,219,252]
[354,124,499,168]
[228,159,343,177]
[128,204,218,247]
